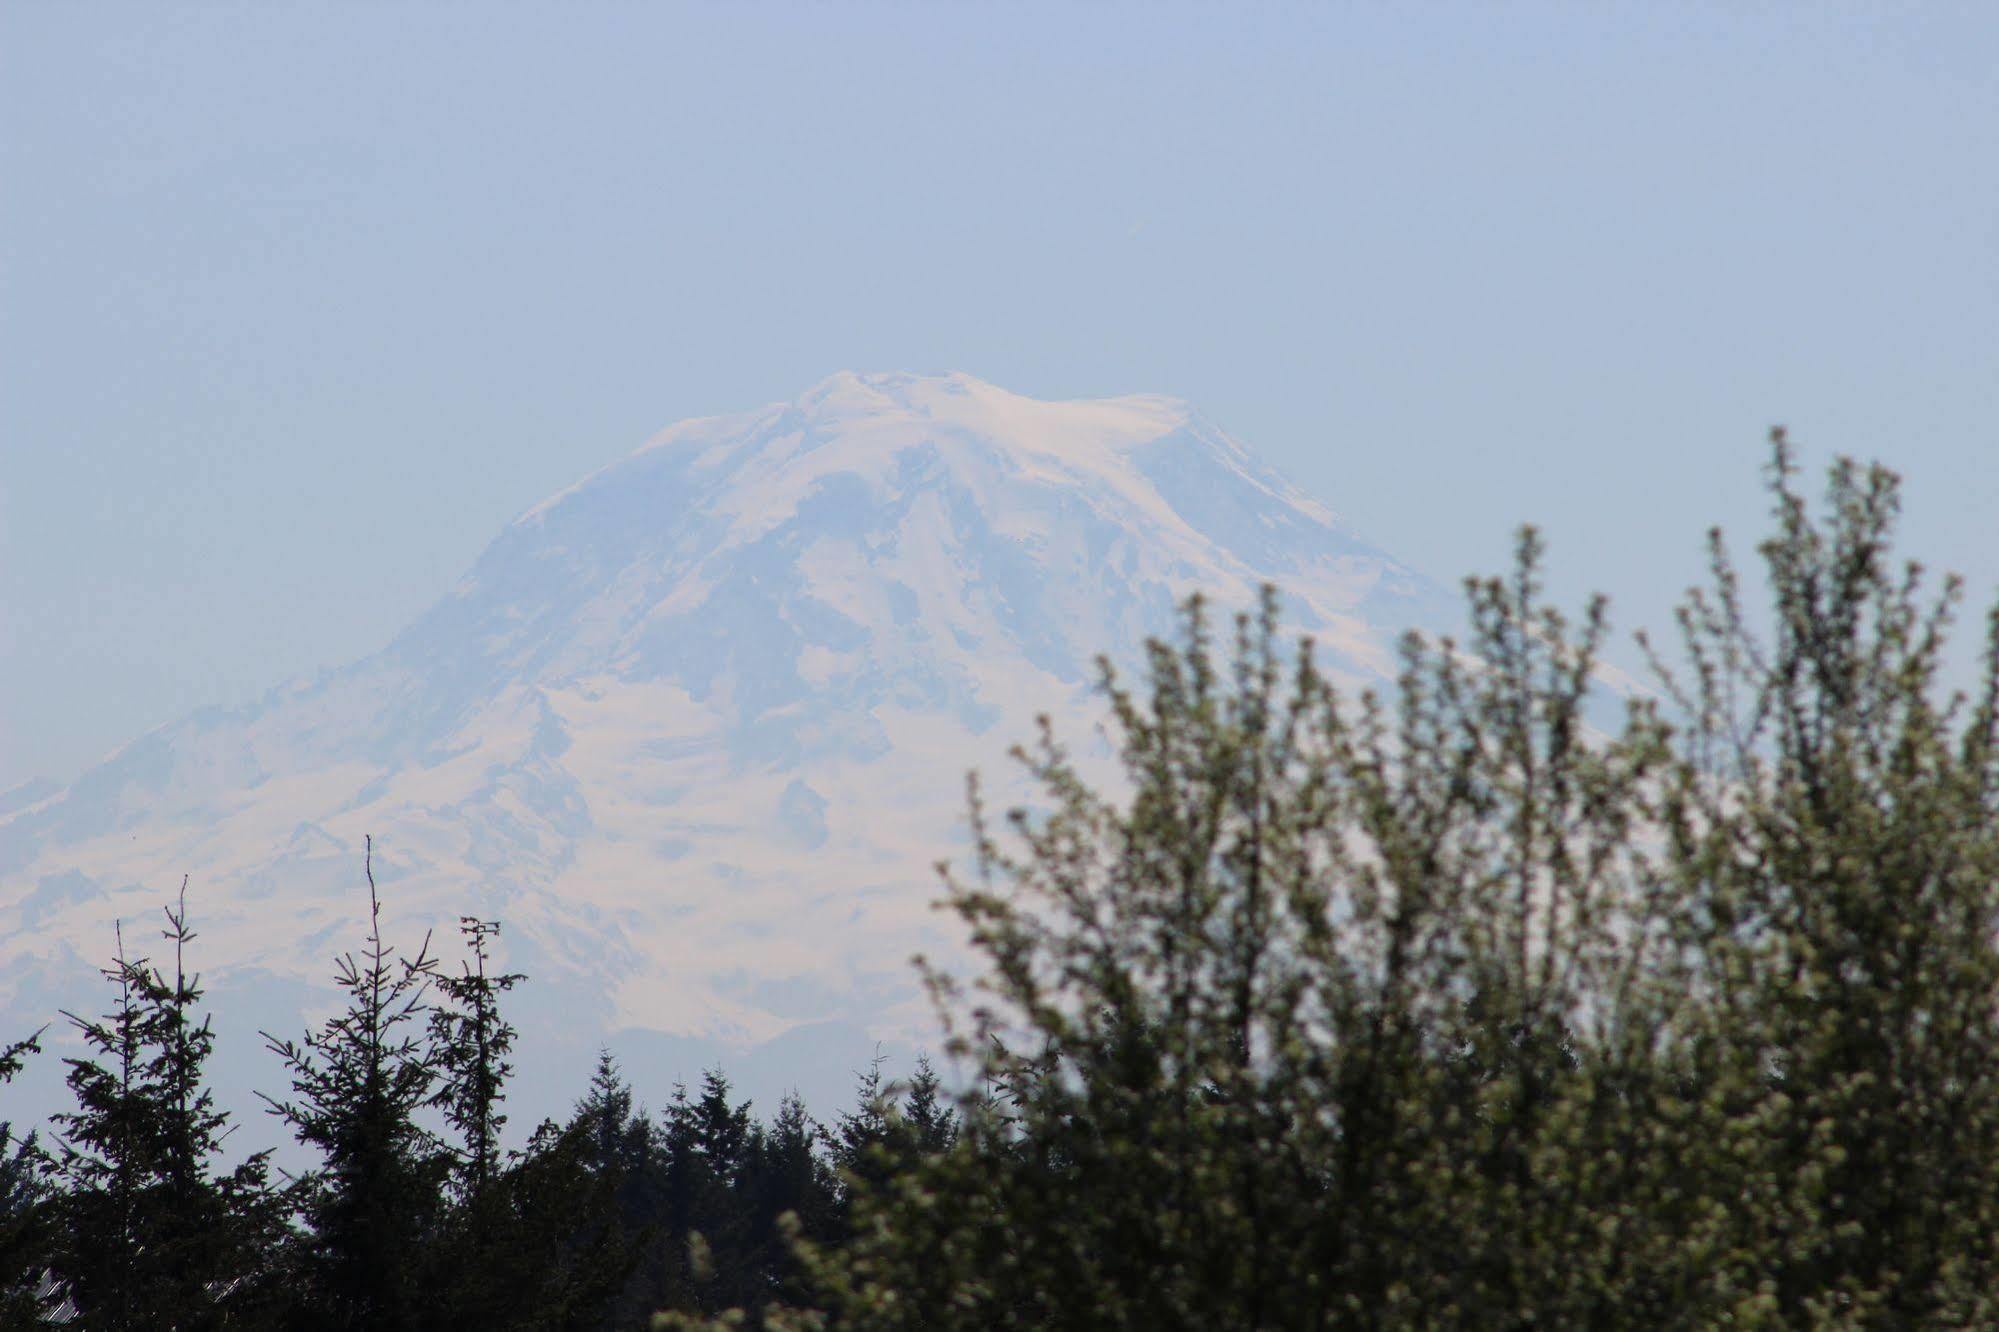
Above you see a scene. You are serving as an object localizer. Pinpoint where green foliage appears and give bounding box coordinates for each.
[699,436,1999,1330]
[48,887,287,1328]
[16,433,1999,1331]
[260,853,629,1329]
[0,1026,58,1326]
[1643,434,1999,1323]
[419,918,632,1330]
[260,838,450,1328]
[429,917,524,1206]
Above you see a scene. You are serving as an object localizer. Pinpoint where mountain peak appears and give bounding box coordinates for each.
[789,369,1195,456]
[0,373,1457,1132]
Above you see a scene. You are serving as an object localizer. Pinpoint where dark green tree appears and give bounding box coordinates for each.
[261,839,447,1330]
[471,1117,633,1331]
[740,1092,838,1311]
[826,1055,955,1225]
[428,918,522,1208]
[567,1052,662,1329]
[47,889,286,1328]
[673,1069,758,1312]
[0,1027,59,1326]
[899,1057,956,1159]
[422,919,630,1330]
[826,1056,895,1212]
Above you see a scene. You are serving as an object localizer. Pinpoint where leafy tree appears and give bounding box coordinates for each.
[1645,433,1999,1322]
[667,436,1999,1329]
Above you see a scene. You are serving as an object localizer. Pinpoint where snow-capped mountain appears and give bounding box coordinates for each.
[0,371,1457,1128]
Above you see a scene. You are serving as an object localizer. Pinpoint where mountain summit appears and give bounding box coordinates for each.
[0,372,1454,1118]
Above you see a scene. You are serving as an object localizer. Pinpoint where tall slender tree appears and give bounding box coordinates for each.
[429,917,523,1208]
[261,838,445,1330]
[0,1027,57,1326]
[48,888,285,1328]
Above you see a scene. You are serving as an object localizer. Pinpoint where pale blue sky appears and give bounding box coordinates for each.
[3,1,1995,789]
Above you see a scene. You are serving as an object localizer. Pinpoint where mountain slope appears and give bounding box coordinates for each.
[0,371,1457,1120]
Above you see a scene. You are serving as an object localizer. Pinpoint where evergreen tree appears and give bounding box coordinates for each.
[428,917,522,1208]
[48,890,285,1328]
[675,1069,757,1312]
[423,918,629,1330]
[573,1051,651,1190]
[0,1027,59,1326]
[900,1057,956,1158]
[826,1055,955,1224]
[740,1093,837,1310]
[826,1056,895,1211]
[261,838,447,1330]
[470,1116,632,1331]
[567,1052,662,1329]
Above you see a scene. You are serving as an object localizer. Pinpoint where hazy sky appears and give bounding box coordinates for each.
[3,2,1995,790]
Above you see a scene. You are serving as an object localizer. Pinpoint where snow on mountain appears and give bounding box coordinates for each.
[0,370,1459,1128]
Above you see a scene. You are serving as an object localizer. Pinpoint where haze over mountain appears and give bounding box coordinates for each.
[0,370,1458,1128]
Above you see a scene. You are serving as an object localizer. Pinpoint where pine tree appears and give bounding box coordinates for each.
[471,1116,632,1330]
[825,1055,955,1230]
[827,1057,894,1211]
[47,889,285,1328]
[573,1051,650,1190]
[900,1057,956,1158]
[740,1093,837,1310]
[261,838,446,1330]
[680,1069,756,1311]
[422,918,631,1329]
[0,1027,58,1326]
[567,1052,661,1329]
[428,917,523,1209]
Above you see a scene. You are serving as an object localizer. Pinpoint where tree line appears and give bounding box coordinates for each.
[0,846,959,1329]
[9,437,1999,1328]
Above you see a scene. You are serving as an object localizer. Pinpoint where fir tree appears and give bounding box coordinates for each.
[428,917,523,1208]
[423,918,630,1329]
[826,1056,895,1212]
[676,1069,757,1312]
[567,1052,662,1328]
[261,838,446,1330]
[740,1092,837,1310]
[900,1056,956,1158]
[48,889,284,1328]
[0,1027,58,1326]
